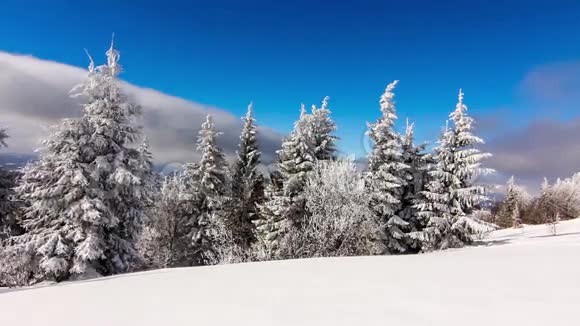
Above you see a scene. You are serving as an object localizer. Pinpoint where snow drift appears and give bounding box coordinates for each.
[1,219,579,326]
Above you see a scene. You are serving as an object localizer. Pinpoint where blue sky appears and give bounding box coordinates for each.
[1,0,579,163]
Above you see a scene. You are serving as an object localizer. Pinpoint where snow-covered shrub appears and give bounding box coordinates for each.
[201,213,249,265]
[0,240,38,287]
[538,174,580,222]
[278,159,385,259]
[519,175,580,225]
[471,210,495,240]
[137,173,199,269]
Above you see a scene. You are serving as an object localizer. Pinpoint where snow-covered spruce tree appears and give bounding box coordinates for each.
[10,118,90,282]
[279,159,384,258]
[414,89,493,251]
[190,114,231,265]
[255,104,327,259]
[258,97,337,230]
[254,171,289,260]
[412,124,455,252]
[0,127,22,239]
[274,105,315,225]
[73,43,153,276]
[365,80,411,253]
[196,115,228,201]
[310,96,338,161]
[397,121,432,252]
[496,176,523,229]
[6,42,151,283]
[229,103,264,249]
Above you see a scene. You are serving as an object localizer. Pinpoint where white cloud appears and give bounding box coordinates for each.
[519,61,580,106]
[484,118,580,192]
[0,51,283,168]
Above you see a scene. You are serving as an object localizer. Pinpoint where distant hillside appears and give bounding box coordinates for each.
[0,153,37,170]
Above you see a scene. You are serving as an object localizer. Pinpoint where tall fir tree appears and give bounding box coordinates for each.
[254,172,289,259]
[10,40,152,283]
[75,41,153,275]
[190,114,229,265]
[413,124,454,251]
[255,102,333,258]
[275,105,315,226]
[230,103,265,248]
[365,80,410,253]
[397,121,432,252]
[415,89,493,250]
[258,98,338,245]
[196,115,228,199]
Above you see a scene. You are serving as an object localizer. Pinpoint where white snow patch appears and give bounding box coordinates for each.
[1,219,579,326]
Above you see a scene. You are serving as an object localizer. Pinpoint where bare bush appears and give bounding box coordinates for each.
[278,159,385,259]
[137,173,199,269]
[522,174,580,225]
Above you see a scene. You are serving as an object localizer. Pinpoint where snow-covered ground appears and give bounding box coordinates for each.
[1,219,579,326]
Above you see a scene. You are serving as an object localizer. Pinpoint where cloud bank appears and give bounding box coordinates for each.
[0,52,282,169]
[483,61,580,192]
[1,51,579,191]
